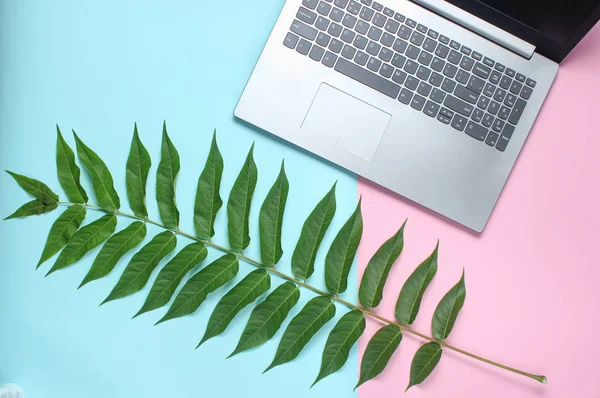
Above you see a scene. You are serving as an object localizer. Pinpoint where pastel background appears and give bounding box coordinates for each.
[1,1,599,398]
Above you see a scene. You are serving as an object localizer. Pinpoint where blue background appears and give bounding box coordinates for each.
[0,1,359,397]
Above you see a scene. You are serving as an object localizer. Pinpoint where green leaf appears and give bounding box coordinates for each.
[265,296,336,373]
[355,324,403,389]
[259,161,289,267]
[79,221,147,288]
[194,130,224,239]
[358,220,406,309]
[156,122,180,228]
[47,214,117,275]
[291,184,337,280]
[134,242,208,318]
[4,199,58,220]
[6,171,59,204]
[313,310,365,387]
[324,199,363,295]
[432,269,466,341]
[395,242,439,325]
[157,254,239,324]
[229,281,300,357]
[227,144,258,252]
[126,124,151,218]
[406,342,443,391]
[36,205,87,268]
[73,132,120,211]
[199,269,271,346]
[56,126,87,203]
[101,231,177,305]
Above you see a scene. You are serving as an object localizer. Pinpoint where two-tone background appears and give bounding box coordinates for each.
[1,1,599,397]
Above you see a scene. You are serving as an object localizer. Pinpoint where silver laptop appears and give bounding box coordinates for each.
[235,0,600,232]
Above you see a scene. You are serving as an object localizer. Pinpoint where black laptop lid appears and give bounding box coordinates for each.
[445,0,600,62]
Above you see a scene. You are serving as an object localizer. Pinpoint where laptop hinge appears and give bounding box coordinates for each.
[411,0,536,59]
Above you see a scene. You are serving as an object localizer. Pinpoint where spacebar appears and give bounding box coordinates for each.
[335,58,401,99]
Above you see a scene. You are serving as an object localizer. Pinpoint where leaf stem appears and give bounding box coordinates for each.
[57,202,547,384]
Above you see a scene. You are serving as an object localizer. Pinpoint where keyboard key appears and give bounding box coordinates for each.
[441,78,456,93]
[372,13,386,27]
[385,19,400,33]
[472,108,484,122]
[483,57,495,67]
[455,84,479,104]
[508,98,526,125]
[367,57,382,72]
[467,76,485,94]
[398,25,412,40]
[510,80,523,95]
[392,69,407,84]
[505,68,516,77]
[465,121,487,141]
[438,113,451,124]
[406,45,420,59]
[486,131,499,146]
[372,1,383,11]
[342,44,356,59]
[393,38,408,53]
[451,114,468,131]
[391,53,406,68]
[316,16,330,30]
[405,75,419,90]
[303,0,319,9]
[483,83,495,97]
[423,37,437,52]
[435,44,450,59]
[456,69,470,85]
[334,0,349,7]
[423,100,440,117]
[284,33,300,49]
[335,57,401,97]
[504,93,516,107]
[430,87,445,103]
[398,88,413,104]
[309,45,325,61]
[361,0,372,4]
[418,51,433,66]
[439,35,450,44]
[354,50,369,65]
[496,124,515,152]
[342,14,358,28]
[488,101,500,115]
[291,20,318,40]
[516,73,526,82]
[360,6,375,21]
[460,45,471,55]
[394,12,406,22]
[460,56,474,71]
[472,51,482,61]
[520,86,533,100]
[482,113,494,127]
[495,63,505,72]
[477,96,490,110]
[411,94,426,110]
[417,65,431,80]
[473,63,491,79]
[381,32,395,47]
[380,63,394,78]
[489,70,502,85]
[347,0,362,14]
[366,41,381,55]
[322,51,338,67]
[498,106,510,120]
[448,50,462,65]
[499,75,512,90]
[329,38,344,53]
[297,7,318,24]
[431,57,445,72]
[328,22,343,37]
[444,95,474,116]
[368,26,383,40]
[383,7,394,17]
[410,31,426,46]
[417,23,428,33]
[442,63,458,78]
[492,119,505,133]
[316,32,331,47]
[341,28,356,43]
[379,47,393,62]
[297,38,312,55]
[526,78,536,87]
[405,18,417,28]
[417,81,432,96]
[493,88,506,102]
[440,107,454,118]
[331,7,345,22]
[429,72,443,87]
[428,29,439,38]
[404,59,419,75]
[354,34,368,49]
[449,40,461,50]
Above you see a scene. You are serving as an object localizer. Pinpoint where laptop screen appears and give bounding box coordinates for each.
[478,0,599,43]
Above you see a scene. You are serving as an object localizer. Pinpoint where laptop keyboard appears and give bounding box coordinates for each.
[284,0,537,152]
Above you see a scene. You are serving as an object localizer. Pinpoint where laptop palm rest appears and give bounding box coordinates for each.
[301,83,391,162]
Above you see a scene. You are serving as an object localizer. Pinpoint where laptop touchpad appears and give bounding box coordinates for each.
[301,83,391,162]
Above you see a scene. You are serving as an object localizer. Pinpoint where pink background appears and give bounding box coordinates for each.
[357,23,600,398]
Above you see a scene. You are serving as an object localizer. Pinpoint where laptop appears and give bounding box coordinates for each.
[235,0,600,232]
